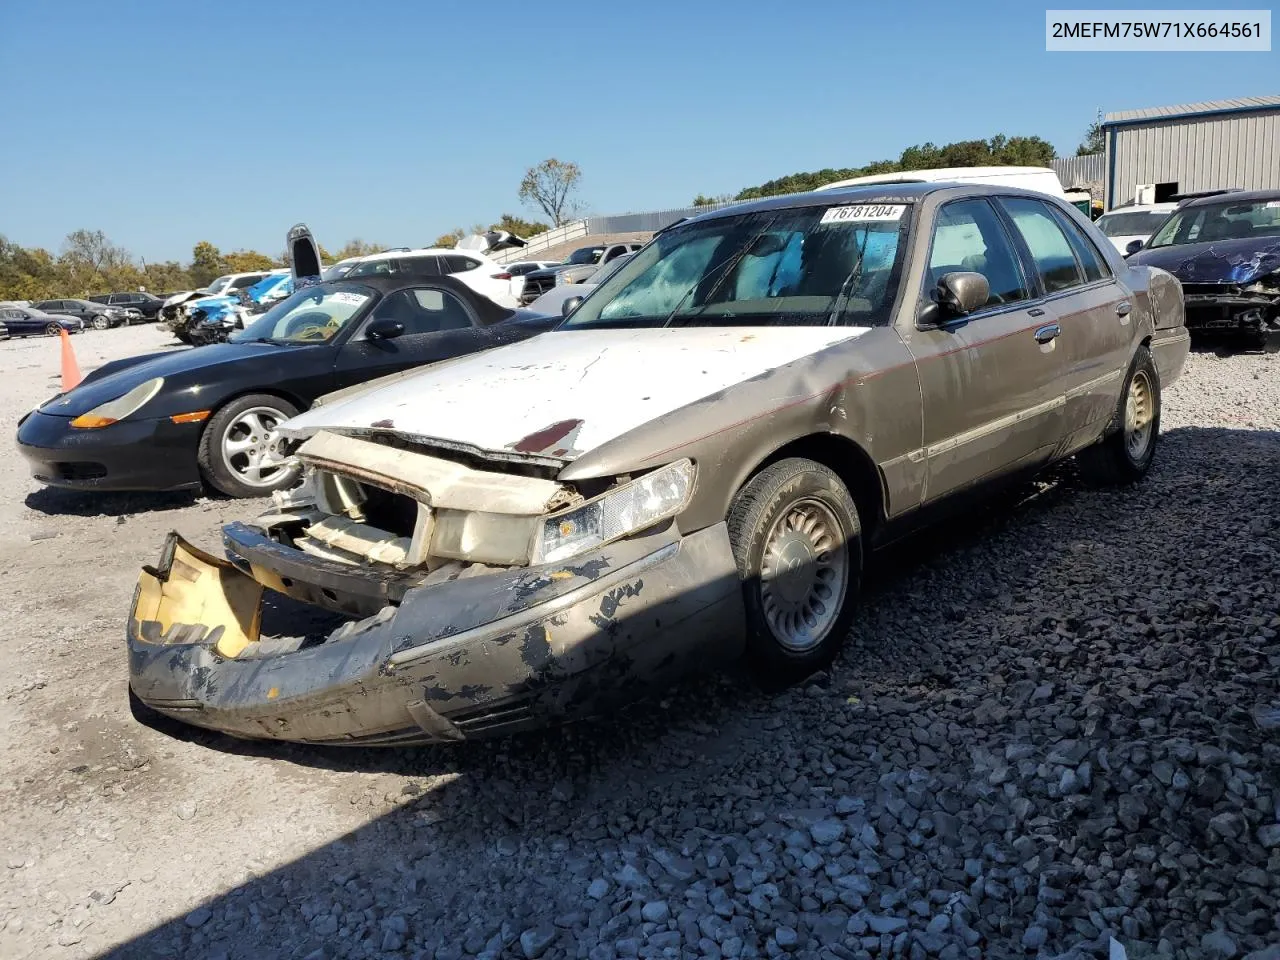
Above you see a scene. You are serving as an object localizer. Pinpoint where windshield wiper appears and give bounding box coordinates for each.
[662,215,779,327]
[825,229,872,325]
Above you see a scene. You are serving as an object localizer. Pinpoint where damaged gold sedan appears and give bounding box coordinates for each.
[129,182,1189,745]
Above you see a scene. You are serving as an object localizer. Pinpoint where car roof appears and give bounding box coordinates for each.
[307,274,515,325]
[1177,188,1280,209]
[1099,203,1177,215]
[357,247,491,263]
[682,181,1062,225]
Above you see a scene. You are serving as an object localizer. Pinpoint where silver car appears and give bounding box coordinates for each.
[128,181,1189,745]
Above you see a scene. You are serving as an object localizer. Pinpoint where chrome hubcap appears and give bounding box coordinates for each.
[1124,371,1155,462]
[759,498,848,653]
[221,407,296,488]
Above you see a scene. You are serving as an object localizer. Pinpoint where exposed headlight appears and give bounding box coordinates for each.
[555,272,568,286]
[70,377,164,429]
[533,459,694,564]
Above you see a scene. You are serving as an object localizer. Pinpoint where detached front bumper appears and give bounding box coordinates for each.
[127,522,745,745]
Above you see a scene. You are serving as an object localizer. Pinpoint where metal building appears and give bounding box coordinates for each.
[1103,95,1280,209]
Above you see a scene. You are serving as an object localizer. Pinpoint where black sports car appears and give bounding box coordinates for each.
[16,276,560,498]
[1126,189,1280,350]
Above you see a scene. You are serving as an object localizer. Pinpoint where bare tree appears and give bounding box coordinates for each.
[519,158,582,227]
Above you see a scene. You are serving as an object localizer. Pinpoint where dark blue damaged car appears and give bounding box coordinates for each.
[1125,189,1280,350]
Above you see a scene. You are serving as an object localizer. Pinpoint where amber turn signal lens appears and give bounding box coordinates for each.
[69,414,118,429]
[170,410,211,424]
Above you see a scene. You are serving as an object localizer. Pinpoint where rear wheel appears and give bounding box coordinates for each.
[1078,346,1160,485]
[198,394,301,498]
[727,458,862,684]
[91,314,110,330]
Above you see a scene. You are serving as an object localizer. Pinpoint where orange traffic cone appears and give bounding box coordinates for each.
[59,328,82,392]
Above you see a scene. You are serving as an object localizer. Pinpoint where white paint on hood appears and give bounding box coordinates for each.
[278,326,871,458]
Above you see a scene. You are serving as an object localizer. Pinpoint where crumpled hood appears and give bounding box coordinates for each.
[1127,236,1280,284]
[278,326,873,459]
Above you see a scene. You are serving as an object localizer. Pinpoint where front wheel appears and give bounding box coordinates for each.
[44,322,61,336]
[91,315,111,330]
[198,394,301,498]
[1078,345,1161,485]
[727,458,862,684]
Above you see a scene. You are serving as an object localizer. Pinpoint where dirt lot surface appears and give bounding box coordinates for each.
[0,325,1277,960]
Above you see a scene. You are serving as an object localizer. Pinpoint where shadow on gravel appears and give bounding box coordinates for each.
[24,487,199,518]
[93,425,1280,960]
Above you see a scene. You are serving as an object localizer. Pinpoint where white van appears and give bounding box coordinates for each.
[816,165,1067,199]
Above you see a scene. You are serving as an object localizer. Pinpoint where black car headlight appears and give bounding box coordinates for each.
[70,377,164,429]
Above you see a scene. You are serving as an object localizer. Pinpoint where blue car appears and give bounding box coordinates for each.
[189,273,294,345]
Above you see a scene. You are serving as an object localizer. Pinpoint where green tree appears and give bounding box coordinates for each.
[490,213,549,238]
[223,250,275,273]
[189,241,226,287]
[1076,111,1105,156]
[519,158,582,226]
[139,261,192,294]
[432,229,464,249]
[728,134,1058,201]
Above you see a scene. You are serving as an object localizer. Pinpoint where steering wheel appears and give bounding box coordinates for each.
[282,310,337,340]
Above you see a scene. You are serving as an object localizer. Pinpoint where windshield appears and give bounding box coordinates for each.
[205,275,233,294]
[231,284,376,344]
[587,253,633,285]
[322,260,356,281]
[1096,211,1171,237]
[564,204,909,330]
[566,247,605,265]
[1148,198,1280,248]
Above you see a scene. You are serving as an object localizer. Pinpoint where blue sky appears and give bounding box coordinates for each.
[0,0,1275,263]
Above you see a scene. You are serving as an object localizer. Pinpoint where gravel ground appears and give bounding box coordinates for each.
[0,325,1277,960]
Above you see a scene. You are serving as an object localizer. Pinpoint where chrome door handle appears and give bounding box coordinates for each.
[1034,323,1061,344]
[1116,301,1132,317]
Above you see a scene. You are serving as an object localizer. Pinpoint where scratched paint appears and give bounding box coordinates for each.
[276,327,873,457]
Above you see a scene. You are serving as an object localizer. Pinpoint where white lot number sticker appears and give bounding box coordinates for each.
[820,204,906,225]
[330,292,367,305]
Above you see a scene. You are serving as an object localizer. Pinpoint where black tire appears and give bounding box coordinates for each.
[1078,345,1161,486]
[727,457,862,684]
[197,394,301,498]
[45,322,61,336]
[173,327,191,344]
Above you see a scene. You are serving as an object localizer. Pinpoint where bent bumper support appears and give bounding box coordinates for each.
[128,523,745,745]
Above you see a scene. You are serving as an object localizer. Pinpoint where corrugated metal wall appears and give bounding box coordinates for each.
[1106,110,1280,208]
[1053,154,1105,188]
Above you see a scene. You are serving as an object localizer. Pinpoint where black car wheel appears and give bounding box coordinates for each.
[727,458,862,685]
[198,394,301,498]
[91,315,111,330]
[44,322,61,336]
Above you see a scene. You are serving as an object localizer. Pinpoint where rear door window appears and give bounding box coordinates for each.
[1046,206,1110,282]
[1000,197,1085,294]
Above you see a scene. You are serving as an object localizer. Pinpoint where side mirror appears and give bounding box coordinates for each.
[937,271,990,315]
[366,317,405,341]
[1125,239,1144,256]
[561,295,584,317]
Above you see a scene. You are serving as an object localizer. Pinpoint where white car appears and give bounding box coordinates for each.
[816,165,1068,199]
[1093,204,1178,255]
[344,248,521,308]
[526,253,634,315]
